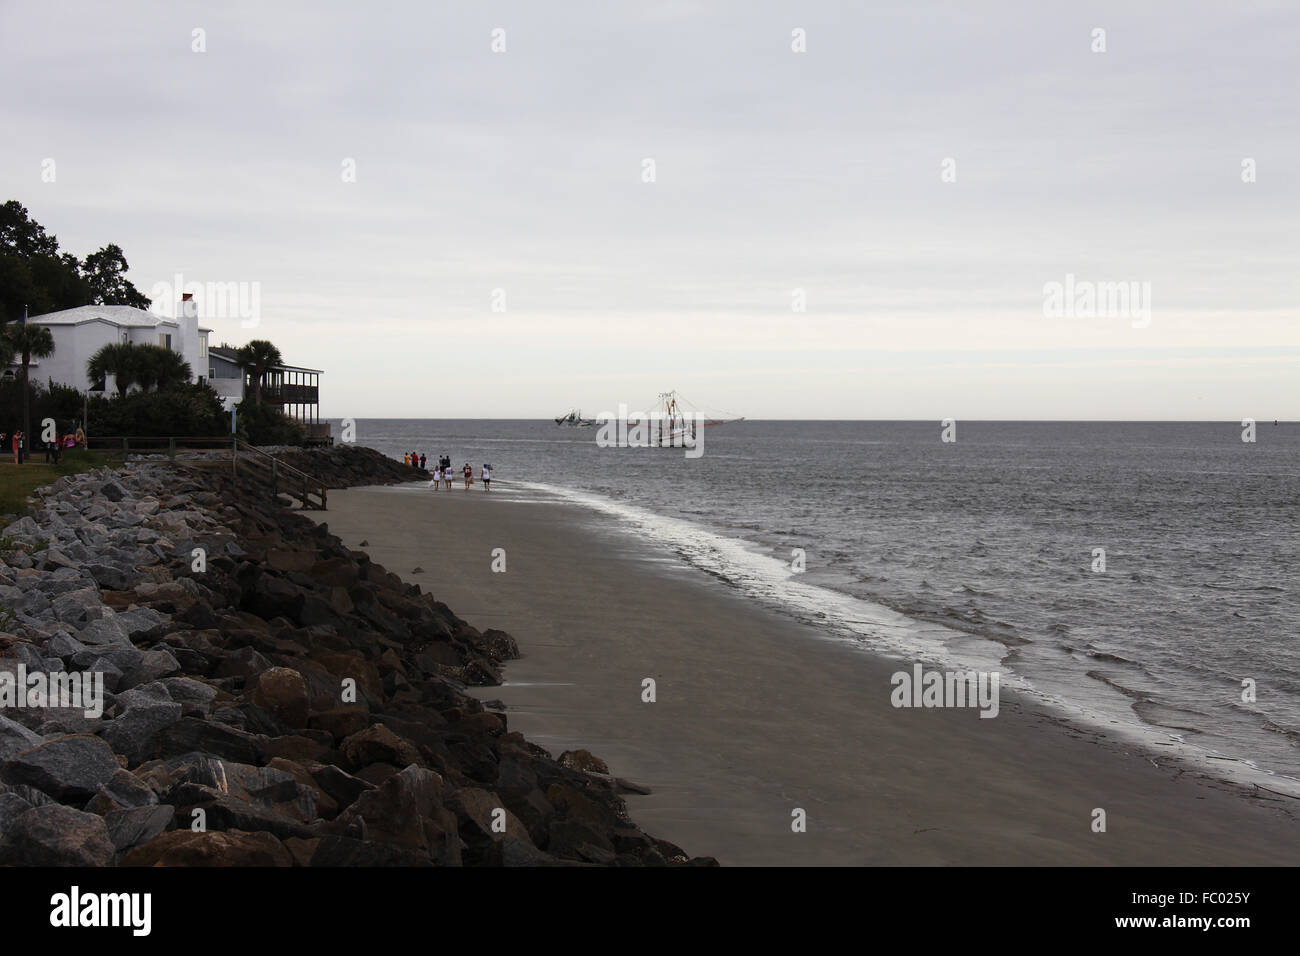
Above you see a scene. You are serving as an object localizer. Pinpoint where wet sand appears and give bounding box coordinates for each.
[309,481,1300,865]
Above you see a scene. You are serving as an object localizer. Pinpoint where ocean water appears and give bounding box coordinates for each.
[338,419,1300,790]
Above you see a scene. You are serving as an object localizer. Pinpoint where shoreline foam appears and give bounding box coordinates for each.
[515,479,1300,799]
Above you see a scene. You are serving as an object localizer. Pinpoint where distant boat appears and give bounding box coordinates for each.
[555,409,595,427]
[652,390,744,446]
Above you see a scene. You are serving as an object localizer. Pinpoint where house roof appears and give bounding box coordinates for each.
[209,345,322,375]
[28,305,212,333]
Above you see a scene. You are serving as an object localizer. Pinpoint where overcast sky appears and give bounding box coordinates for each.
[2,0,1296,419]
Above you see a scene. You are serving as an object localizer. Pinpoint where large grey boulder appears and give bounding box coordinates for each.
[0,734,121,802]
[100,690,183,766]
[114,607,167,641]
[160,677,219,716]
[104,804,174,852]
[85,656,126,693]
[2,517,41,541]
[0,791,32,842]
[46,632,87,660]
[0,803,115,866]
[51,588,107,626]
[100,480,128,502]
[35,708,106,737]
[85,767,159,814]
[0,715,43,762]
[119,648,182,690]
[77,616,132,647]
[16,589,50,616]
[71,644,143,673]
[84,563,131,591]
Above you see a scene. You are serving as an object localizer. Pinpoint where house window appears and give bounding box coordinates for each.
[160,333,172,350]
[199,335,208,359]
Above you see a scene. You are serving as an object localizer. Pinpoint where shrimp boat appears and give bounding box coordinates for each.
[555,409,595,427]
[652,390,744,446]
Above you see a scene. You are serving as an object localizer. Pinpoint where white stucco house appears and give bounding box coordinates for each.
[16,295,210,396]
[15,296,328,440]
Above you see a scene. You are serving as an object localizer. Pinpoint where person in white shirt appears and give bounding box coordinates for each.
[481,464,491,491]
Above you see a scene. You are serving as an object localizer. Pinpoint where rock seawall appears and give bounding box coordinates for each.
[0,447,714,866]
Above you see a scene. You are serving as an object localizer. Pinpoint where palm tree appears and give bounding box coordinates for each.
[0,320,17,371]
[6,321,55,444]
[236,339,282,405]
[132,349,158,392]
[135,344,191,391]
[87,343,192,397]
[87,342,137,397]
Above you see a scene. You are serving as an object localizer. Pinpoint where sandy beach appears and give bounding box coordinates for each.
[310,480,1300,866]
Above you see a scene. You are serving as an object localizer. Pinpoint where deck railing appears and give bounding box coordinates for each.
[232,438,327,510]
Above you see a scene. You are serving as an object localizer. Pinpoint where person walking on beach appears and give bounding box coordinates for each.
[419,453,426,470]
[481,463,491,491]
[403,453,411,466]
[442,463,452,490]
[462,461,472,489]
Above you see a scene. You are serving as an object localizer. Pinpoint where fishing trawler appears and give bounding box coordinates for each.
[651,390,744,446]
[555,409,595,427]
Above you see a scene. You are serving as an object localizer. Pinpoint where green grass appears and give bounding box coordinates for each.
[0,448,125,517]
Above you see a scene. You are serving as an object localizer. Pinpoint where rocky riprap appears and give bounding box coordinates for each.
[0,447,714,866]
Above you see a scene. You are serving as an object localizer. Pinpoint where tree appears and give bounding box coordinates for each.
[235,339,282,405]
[0,200,59,258]
[85,381,227,437]
[5,322,55,446]
[87,342,138,397]
[81,244,151,309]
[87,343,190,396]
[235,398,305,445]
[1,201,149,331]
[0,202,90,324]
[133,344,191,391]
[0,377,84,441]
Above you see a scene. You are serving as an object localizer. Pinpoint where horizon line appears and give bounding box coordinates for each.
[314,417,1295,424]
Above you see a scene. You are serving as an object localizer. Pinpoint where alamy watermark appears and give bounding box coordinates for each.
[0,666,105,717]
[149,272,261,328]
[890,664,1000,718]
[50,886,151,936]
[595,405,706,459]
[1042,273,1151,329]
